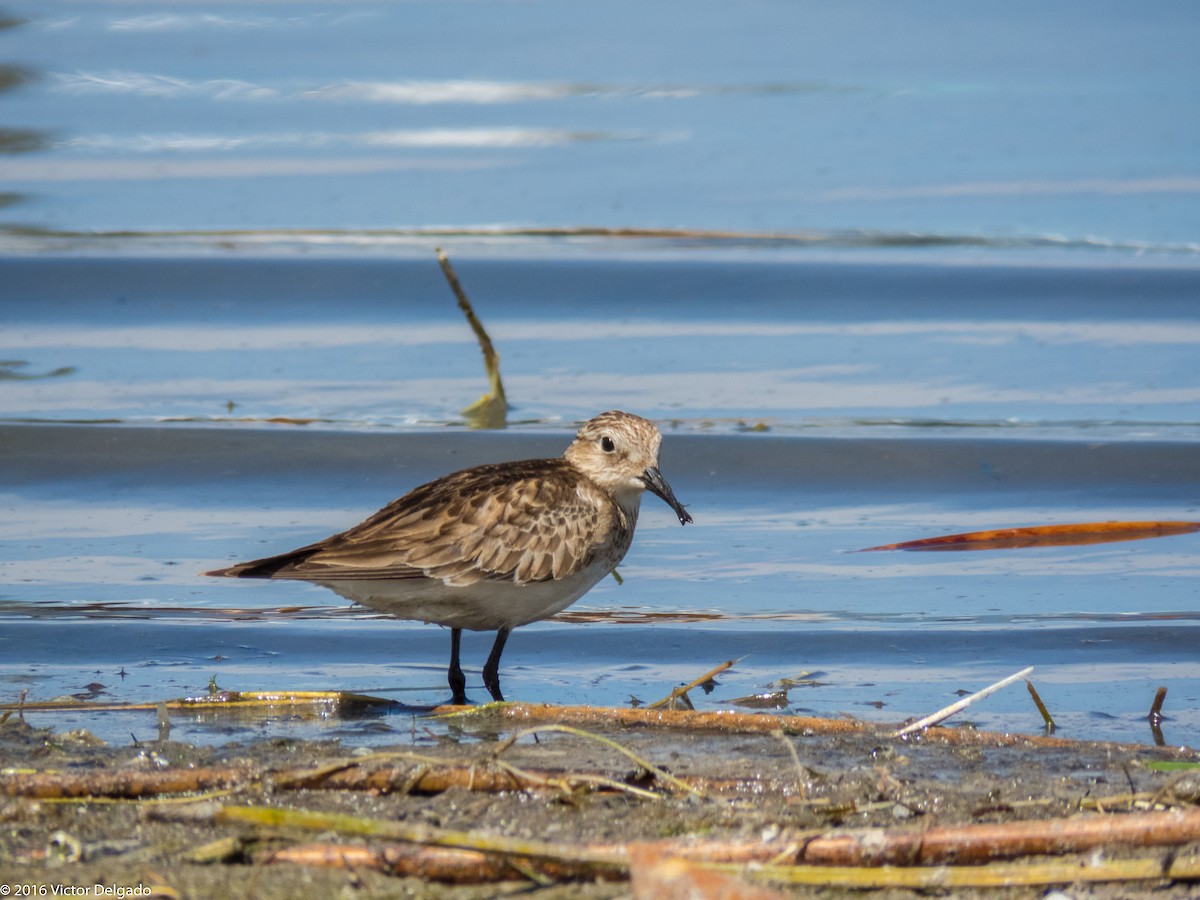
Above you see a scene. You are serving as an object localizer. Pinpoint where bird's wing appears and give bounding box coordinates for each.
[212,460,618,586]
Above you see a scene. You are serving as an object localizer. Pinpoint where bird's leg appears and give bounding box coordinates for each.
[448,627,467,705]
[481,626,511,702]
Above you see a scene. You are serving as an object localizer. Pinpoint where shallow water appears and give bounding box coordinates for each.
[4,255,1200,439]
[1,252,1198,748]
[1,2,1198,748]
[3,422,1198,746]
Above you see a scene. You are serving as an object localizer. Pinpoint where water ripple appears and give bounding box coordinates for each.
[50,71,869,104]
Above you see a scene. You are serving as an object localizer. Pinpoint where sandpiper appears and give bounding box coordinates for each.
[205,410,692,704]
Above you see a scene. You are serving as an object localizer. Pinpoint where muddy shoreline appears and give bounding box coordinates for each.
[2,703,1198,898]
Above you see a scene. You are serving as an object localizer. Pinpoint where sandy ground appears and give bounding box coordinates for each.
[1,704,1198,899]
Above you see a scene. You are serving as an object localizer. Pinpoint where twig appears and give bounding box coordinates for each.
[256,842,1200,889]
[258,842,493,882]
[796,806,1200,866]
[225,805,1200,885]
[893,666,1034,737]
[490,759,663,802]
[0,751,768,803]
[506,725,705,799]
[436,247,507,428]
[0,767,254,800]
[734,853,1200,889]
[1149,686,1168,723]
[436,700,1188,752]
[1025,679,1055,732]
[648,659,737,709]
[772,729,809,800]
[216,804,627,874]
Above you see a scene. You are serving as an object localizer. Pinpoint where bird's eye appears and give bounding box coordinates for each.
[600,435,616,453]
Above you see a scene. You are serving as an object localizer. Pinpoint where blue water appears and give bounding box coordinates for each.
[2,418,1199,746]
[3,257,1200,438]
[1,2,1198,249]
[2,256,1199,747]
[0,5,1198,747]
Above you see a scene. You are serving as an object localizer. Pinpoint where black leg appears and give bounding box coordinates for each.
[481,626,511,702]
[448,627,467,705]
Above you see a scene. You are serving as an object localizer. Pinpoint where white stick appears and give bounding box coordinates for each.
[892,666,1035,738]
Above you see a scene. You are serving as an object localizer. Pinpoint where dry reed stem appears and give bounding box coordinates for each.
[735,853,1200,889]
[797,807,1200,866]
[647,659,737,709]
[4,702,1192,803]
[255,841,615,884]
[227,803,1200,887]
[0,766,254,800]
[436,246,507,428]
[214,804,628,871]
[1150,686,1169,722]
[194,837,1200,891]
[773,728,810,800]
[1026,679,1056,730]
[490,758,664,801]
[433,700,1164,753]
[217,803,1200,866]
[2,693,1172,755]
[893,666,1034,737]
[0,753,774,802]
[503,724,705,798]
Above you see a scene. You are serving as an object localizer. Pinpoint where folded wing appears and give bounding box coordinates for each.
[206,459,615,587]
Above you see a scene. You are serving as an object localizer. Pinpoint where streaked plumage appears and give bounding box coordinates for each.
[205,410,691,703]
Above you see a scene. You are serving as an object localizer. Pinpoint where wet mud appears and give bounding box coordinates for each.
[1,704,1197,899]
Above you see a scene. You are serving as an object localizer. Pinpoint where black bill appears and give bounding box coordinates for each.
[641,466,693,525]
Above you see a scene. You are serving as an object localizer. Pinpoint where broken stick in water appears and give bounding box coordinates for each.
[893,666,1034,737]
[1025,679,1056,733]
[436,247,507,428]
[648,659,737,710]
